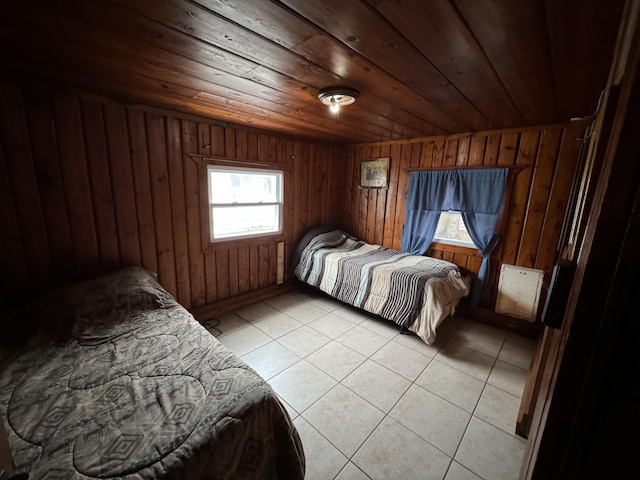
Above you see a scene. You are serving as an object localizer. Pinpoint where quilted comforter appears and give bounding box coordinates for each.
[293,228,470,344]
[0,267,304,479]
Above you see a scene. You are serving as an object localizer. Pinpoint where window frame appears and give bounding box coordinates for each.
[207,164,284,243]
[432,210,477,249]
[190,155,292,252]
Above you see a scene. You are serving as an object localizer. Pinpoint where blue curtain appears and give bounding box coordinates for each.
[401,168,508,306]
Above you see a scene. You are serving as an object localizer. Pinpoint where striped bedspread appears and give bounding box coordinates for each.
[293,229,470,344]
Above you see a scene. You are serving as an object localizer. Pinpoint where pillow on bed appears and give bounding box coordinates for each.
[18,267,174,346]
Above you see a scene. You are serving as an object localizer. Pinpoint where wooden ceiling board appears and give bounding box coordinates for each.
[0,0,626,143]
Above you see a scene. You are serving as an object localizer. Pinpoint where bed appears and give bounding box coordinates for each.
[292,228,470,345]
[0,266,305,480]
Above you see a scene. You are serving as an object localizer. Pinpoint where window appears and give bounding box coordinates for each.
[433,211,475,248]
[207,165,283,242]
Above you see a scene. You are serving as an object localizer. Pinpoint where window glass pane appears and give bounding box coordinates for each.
[212,205,280,239]
[434,211,475,247]
[209,169,280,204]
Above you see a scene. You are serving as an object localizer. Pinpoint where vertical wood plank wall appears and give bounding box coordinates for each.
[0,83,343,309]
[341,124,586,310]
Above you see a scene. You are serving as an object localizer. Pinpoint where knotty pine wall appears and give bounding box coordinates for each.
[341,123,586,311]
[0,83,343,310]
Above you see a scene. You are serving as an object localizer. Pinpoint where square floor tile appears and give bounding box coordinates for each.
[474,384,521,435]
[294,417,348,480]
[499,332,536,370]
[209,311,250,337]
[308,312,357,339]
[393,330,443,357]
[415,359,485,413]
[269,360,337,412]
[336,462,372,480]
[342,360,411,413]
[455,416,526,480]
[448,319,507,358]
[353,416,451,480]
[332,305,370,324]
[308,293,343,312]
[487,360,528,398]
[234,301,279,322]
[336,325,389,357]
[306,341,367,381]
[252,311,303,338]
[264,291,306,311]
[435,342,495,382]
[282,302,329,324]
[445,461,482,480]
[303,384,384,457]
[216,324,271,356]
[390,384,470,456]
[371,340,433,381]
[360,317,400,339]
[277,325,332,357]
[240,341,300,380]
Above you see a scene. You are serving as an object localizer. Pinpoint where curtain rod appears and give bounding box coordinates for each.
[403,164,530,173]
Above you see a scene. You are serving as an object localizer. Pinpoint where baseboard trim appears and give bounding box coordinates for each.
[189,281,295,322]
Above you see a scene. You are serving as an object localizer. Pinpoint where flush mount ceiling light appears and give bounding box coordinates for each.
[318,86,359,114]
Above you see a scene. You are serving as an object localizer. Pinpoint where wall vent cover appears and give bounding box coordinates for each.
[495,264,544,321]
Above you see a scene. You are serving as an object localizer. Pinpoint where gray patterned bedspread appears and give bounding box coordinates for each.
[0,267,304,479]
[293,229,470,344]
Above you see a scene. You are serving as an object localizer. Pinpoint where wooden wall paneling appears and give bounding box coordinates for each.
[227,247,239,297]
[180,119,206,306]
[392,143,412,249]
[267,135,277,165]
[238,245,250,294]
[517,128,562,268]
[52,92,100,277]
[364,145,377,243]
[224,127,236,158]
[291,141,303,243]
[456,136,471,166]
[249,245,259,291]
[484,134,501,165]
[166,117,191,308]
[443,138,459,167]
[26,89,76,281]
[534,125,584,274]
[282,138,295,277]
[310,144,320,228]
[259,242,270,288]
[500,131,539,266]
[382,143,402,246]
[198,121,217,306]
[210,125,225,157]
[375,144,391,245]
[357,147,369,240]
[144,112,177,298]
[82,99,120,273]
[126,109,158,274]
[235,130,248,160]
[342,147,355,231]
[0,138,29,297]
[0,86,52,287]
[248,131,259,162]
[432,138,445,167]
[419,141,433,168]
[299,142,311,236]
[103,103,142,268]
[216,249,230,299]
[469,135,488,166]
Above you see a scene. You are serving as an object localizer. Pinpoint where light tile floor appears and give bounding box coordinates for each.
[203,289,536,480]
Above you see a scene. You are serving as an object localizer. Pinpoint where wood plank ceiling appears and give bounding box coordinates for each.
[0,0,626,144]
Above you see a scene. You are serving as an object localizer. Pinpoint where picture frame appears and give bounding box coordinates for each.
[359,157,390,188]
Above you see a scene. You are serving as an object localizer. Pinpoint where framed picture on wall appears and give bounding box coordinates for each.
[360,157,390,188]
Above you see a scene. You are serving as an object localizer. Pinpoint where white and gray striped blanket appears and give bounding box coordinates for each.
[293,229,470,344]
